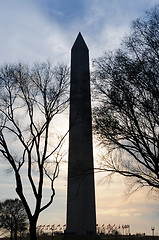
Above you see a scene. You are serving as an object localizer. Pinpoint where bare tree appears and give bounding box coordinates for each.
[0,198,28,240]
[93,5,159,194]
[0,61,69,240]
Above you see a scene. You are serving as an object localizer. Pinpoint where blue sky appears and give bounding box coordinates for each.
[0,0,159,236]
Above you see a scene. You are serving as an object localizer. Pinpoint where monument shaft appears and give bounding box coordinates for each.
[66,33,96,236]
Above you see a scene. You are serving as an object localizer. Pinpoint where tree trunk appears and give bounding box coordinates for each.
[14,229,17,240]
[29,218,37,240]
[14,219,17,240]
[10,228,13,240]
[10,222,13,240]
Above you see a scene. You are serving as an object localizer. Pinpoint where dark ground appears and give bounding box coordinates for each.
[1,235,159,240]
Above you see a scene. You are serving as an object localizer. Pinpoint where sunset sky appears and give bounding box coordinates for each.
[0,0,159,236]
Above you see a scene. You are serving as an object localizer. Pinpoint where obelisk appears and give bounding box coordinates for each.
[66,33,96,237]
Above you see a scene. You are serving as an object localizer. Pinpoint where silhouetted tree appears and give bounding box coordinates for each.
[93,5,159,194]
[0,61,69,240]
[0,198,28,240]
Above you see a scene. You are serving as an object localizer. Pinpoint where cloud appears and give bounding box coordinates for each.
[1,0,158,67]
[75,0,159,58]
[95,174,159,234]
[0,0,71,65]
[97,207,142,218]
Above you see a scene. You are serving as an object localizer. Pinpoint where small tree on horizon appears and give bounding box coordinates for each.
[0,61,69,240]
[0,198,29,240]
[93,5,159,196]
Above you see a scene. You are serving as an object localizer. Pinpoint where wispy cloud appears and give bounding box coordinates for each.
[1,0,158,65]
[95,174,159,234]
[0,0,71,65]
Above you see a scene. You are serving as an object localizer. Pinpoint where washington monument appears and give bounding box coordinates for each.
[66,33,96,237]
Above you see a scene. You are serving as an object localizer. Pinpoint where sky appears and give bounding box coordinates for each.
[0,0,159,236]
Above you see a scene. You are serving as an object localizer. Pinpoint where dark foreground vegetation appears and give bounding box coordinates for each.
[1,235,159,240]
